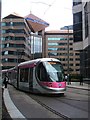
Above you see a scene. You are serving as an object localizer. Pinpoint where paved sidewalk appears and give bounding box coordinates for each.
[0,86,2,120]
[3,88,26,119]
[66,82,90,90]
[3,85,62,119]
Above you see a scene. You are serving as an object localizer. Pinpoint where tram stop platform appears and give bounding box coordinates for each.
[0,86,2,120]
[1,82,90,119]
[66,82,90,91]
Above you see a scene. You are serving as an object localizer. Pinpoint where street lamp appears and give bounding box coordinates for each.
[48,52,50,58]
[16,49,24,88]
[65,26,70,85]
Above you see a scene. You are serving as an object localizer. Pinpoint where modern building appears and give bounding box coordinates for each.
[0,0,2,79]
[44,30,80,75]
[73,1,90,80]
[1,13,49,69]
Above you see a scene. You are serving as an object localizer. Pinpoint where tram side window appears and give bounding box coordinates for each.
[37,63,47,81]
[8,69,17,81]
[20,68,29,82]
[2,73,6,79]
[12,71,17,80]
[8,72,11,80]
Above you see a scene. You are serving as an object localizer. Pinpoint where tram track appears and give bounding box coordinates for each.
[27,90,88,119]
[27,93,72,120]
[7,85,88,119]
[64,92,89,102]
[55,97,89,112]
[60,95,89,102]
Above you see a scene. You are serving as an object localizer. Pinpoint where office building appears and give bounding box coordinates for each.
[1,13,49,69]
[45,30,80,75]
[73,1,90,80]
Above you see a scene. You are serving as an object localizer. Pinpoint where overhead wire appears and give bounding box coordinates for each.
[43,0,56,15]
[31,0,56,16]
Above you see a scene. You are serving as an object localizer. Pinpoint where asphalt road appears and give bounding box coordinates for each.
[27,87,89,119]
[5,85,89,119]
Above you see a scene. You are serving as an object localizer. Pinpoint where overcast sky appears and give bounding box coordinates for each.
[2,0,73,30]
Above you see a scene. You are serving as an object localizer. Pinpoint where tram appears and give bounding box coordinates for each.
[2,58,66,94]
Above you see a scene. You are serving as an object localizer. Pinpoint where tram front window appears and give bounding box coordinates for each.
[37,62,64,82]
[44,62,64,82]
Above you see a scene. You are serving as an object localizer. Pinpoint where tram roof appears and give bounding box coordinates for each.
[2,69,8,72]
[18,58,60,67]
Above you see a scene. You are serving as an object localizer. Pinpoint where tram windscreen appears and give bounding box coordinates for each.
[37,61,64,82]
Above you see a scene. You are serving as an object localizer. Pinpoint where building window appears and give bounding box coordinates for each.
[48,43,58,46]
[76,69,80,71]
[13,22,25,26]
[73,1,82,6]
[73,12,82,24]
[2,44,9,48]
[84,3,88,38]
[48,52,57,56]
[69,38,73,40]
[31,36,42,54]
[76,64,79,66]
[73,12,82,42]
[70,58,73,61]
[20,68,29,82]
[1,37,5,41]
[75,58,80,61]
[48,38,67,40]
[70,53,73,56]
[2,58,8,62]
[70,48,73,50]
[75,53,80,55]
[48,48,58,51]
[48,43,67,46]
[2,30,6,33]
[2,22,6,26]
[69,43,73,45]
[2,58,17,62]
[70,64,73,66]
[4,51,8,55]
[10,22,13,26]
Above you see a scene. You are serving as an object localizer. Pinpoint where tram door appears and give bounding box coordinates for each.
[29,67,33,91]
[17,68,19,89]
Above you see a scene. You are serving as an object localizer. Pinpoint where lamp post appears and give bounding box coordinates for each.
[65,26,70,85]
[16,49,24,88]
[17,49,23,64]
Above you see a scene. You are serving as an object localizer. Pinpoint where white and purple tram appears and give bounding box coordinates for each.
[2,58,66,94]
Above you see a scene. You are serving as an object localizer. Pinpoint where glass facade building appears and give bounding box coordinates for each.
[31,34,42,59]
[73,1,90,81]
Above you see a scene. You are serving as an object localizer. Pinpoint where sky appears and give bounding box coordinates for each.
[2,0,73,30]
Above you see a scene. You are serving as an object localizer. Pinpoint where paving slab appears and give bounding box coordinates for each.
[0,86,2,120]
